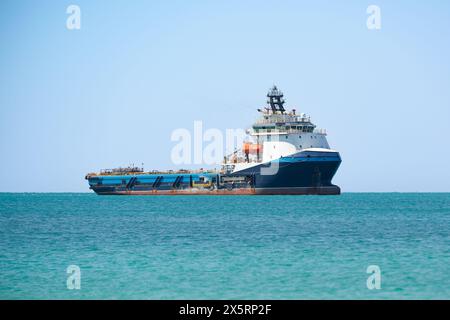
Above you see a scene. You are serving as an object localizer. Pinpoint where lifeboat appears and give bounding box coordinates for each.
[243,143,263,154]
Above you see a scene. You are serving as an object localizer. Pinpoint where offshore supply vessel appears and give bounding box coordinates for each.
[85,86,342,195]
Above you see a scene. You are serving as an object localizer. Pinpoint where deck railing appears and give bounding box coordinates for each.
[254,115,311,125]
[250,128,326,135]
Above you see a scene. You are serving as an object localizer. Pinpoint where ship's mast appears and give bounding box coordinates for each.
[267,85,286,114]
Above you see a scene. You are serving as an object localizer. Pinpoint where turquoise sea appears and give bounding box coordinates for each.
[0,193,448,299]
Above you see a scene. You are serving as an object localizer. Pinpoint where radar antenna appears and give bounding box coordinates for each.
[267,85,286,114]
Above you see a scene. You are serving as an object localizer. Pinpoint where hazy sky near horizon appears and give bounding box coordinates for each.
[1,0,449,192]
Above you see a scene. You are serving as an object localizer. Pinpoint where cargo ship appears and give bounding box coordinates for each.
[85,86,341,195]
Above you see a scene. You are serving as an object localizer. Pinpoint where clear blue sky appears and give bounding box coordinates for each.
[1,0,449,192]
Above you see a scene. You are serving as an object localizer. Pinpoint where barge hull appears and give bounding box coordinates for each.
[87,150,342,196]
[94,189,256,195]
[93,186,340,196]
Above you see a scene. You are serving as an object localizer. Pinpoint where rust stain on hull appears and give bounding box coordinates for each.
[95,186,341,195]
[99,189,257,196]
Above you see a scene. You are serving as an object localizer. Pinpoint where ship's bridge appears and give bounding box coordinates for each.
[251,113,318,136]
[247,109,330,164]
[223,86,331,171]
[250,85,325,136]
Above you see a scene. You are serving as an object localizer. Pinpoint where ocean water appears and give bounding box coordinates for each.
[0,193,448,300]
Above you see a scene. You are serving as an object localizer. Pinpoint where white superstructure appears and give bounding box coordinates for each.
[224,86,332,173]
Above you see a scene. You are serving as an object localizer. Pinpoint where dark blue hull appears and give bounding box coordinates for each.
[87,150,341,195]
[233,150,341,194]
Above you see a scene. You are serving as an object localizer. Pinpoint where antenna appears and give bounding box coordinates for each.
[266,85,286,114]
